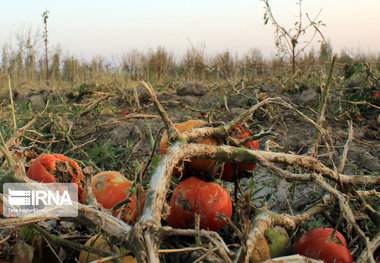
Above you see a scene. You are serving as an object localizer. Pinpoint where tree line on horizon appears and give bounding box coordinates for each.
[1,30,379,90]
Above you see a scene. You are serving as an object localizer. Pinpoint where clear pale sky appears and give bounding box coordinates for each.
[2,0,380,60]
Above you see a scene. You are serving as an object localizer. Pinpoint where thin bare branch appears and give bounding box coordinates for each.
[309,55,337,155]
[0,101,49,160]
[338,120,354,174]
[139,80,182,142]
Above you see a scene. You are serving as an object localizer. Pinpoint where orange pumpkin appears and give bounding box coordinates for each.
[160,120,219,175]
[91,171,144,224]
[250,237,271,263]
[79,235,137,263]
[294,228,353,263]
[27,153,86,204]
[221,125,259,182]
[167,176,232,231]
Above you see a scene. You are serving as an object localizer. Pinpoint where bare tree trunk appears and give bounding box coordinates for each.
[42,10,50,88]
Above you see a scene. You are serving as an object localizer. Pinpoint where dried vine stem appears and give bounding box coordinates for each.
[130,140,378,262]
[311,173,376,263]
[0,215,59,229]
[0,198,132,237]
[271,99,327,136]
[338,120,354,174]
[139,80,182,142]
[263,255,323,262]
[1,140,375,262]
[138,145,181,225]
[2,127,377,262]
[31,223,115,258]
[7,75,17,131]
[162,144,379,186]
[122,90,379,261]
[357,190,380,198]
[342,99,380,110]
[230,97,281,128]
[309,55,337,155]
[235,195,332,262]
[0,132,14,167]
[1,82,377,262]
[157,227,233,262]
[130,142,243,262]
[0,101,48,161]
[159,227,232,255]
[174,97,329,149]
[357,232,380,263]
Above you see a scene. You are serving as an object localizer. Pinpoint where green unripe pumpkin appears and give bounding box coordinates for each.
[264,226,290,258]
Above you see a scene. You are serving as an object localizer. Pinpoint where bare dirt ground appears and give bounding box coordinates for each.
[69,81,379,178]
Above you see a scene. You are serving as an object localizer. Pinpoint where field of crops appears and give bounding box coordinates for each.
[0,48,379,262]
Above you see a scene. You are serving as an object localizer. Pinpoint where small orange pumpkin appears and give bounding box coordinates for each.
[79,235,137,263]
[91,171,144,224]
[167,176,232,231]
[27,153,86,204]
[221,125,259,182]
[160,120,219,175]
